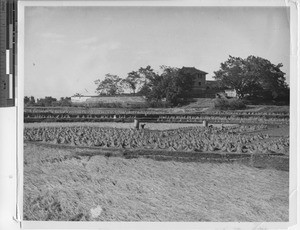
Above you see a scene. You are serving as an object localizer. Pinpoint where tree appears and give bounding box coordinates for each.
[24,96,30,105]
[58,97,72,107]
[122,71,141,94]
[138,84,152,97]
[24,96,36,106]
[36,96,57,107]
[140,66,196,106]
[138,65,158,84]
[161,66,197,105]
[95,74,124,95]
[213,55,289,100]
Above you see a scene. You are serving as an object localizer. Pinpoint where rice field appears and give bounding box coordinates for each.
[24,123,289,156]
[23,120,289,221]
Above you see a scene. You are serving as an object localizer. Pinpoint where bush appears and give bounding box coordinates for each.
[214,98,246,110]
[86,102,124,108]
[146,100,171,108]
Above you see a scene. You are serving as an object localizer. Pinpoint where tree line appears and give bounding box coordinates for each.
[25,55,289,107]
[94,55,289,105]
[24,96,72,107]
[94,65,198,106]
[214,55,289,103]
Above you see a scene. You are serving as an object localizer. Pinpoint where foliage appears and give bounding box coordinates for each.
[139,66,196,106]
[24,96,36,106]
[122,66,156,94]
[95,74,124,95]
[24,96,72,107]
[137,84,151,96]
[146,100,170,108]
[137,65,158,86]
[36,97,57,107]
[122,71,141,94]
[91,65,207,107]
[58,97,72,107]
[214,98,247,110]
[213,55,289,101]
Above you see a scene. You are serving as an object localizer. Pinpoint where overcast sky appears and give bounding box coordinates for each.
[24,6,290,98]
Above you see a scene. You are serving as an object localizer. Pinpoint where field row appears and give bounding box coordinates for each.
[157,115,288,124]
[24,125,289,155]
[24,113,289,124]
[24,107,289,115]
[24,111,289,119]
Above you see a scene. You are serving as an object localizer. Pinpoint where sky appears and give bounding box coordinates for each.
[24,6,290,99]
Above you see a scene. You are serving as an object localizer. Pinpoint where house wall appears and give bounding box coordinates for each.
[71,96,147,105]
[189,75,225,98]
[71,96,91,103]
[193,73,206,89]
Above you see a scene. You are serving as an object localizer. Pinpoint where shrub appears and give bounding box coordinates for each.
[146,100,170,108]
[214,98,246,110]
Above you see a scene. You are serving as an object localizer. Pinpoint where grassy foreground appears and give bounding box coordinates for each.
[24,143,288,222]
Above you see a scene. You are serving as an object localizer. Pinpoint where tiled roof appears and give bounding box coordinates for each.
[180,67,208,75]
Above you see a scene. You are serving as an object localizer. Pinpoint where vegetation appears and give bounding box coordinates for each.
[24,122,289,221]
[23,58,290,222]
[91,56,290,107]
[95,74,124,95]
[93,65,196,107]
[24,96,72,107]
[122,71,144,95]
[26,56,291,109]
[213,55,289,104]
[24,96,36,106]
[139,66,196,106]
[24,142,289,221]
[213,98,247,110]
[24,125,289,155]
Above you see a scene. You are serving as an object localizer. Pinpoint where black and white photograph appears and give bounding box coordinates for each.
[20,0,294,225]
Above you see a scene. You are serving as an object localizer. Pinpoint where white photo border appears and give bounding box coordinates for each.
[16,0,299,229]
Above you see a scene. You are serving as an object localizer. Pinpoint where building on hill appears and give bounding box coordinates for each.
[180,67,222,98]
[71,67,231,102]
[180,67,208,91]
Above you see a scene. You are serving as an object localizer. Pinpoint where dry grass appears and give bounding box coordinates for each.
[24,143,289,222]
[243,105,289,114]
[181,98,215,109]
